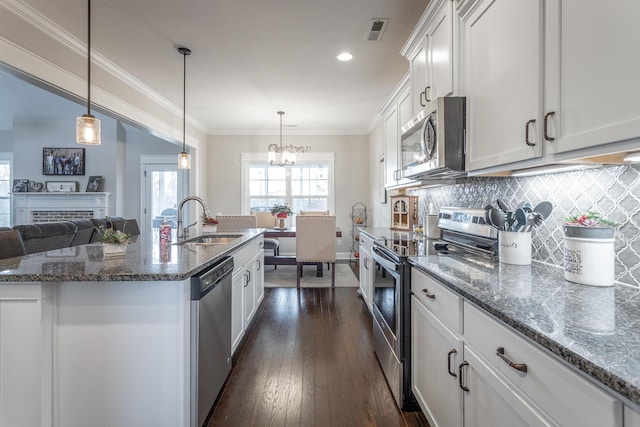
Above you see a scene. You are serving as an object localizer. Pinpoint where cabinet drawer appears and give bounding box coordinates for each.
[232,239,257,270]
[464,303,622,427]
[411,268,462,333]
[359,233,374,253]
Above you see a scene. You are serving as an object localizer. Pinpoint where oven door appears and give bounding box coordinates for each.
[371,245,403,406]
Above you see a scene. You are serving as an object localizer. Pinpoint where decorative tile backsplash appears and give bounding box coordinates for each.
[409,164,640,288]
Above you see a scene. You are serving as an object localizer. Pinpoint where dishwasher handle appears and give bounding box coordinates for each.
[191,256,234,300]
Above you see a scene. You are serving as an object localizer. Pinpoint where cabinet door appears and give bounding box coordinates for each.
[462,346,553,427]
[544,0,640,154]
[243,267,256,327]
[464,0,543,171]
[231,270,245,354]
[254,251,264,307]
[409,43,428,116]
[384,107,400,187]
[358,247,369,304]
[412,296,463,427]
[427,0,453,100]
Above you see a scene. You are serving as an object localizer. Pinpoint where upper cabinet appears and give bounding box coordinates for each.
[461,0,640,172]
[402,0,455,121]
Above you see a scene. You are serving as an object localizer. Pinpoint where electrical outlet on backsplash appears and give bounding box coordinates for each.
[409,164,640,288]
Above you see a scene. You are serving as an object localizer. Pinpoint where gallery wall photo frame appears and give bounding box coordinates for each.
[43,147,85,176]
[45,181,78,192]
[12,179,30,192]
[86,176,104,192]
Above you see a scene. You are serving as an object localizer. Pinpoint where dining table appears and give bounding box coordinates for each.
[262,226,342,276]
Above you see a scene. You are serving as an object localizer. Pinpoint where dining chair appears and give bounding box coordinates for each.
[216,215,257,231]
[0,229,27,259]
[252,212,280,267]
[299,210,329,216]
[295,215,336,288]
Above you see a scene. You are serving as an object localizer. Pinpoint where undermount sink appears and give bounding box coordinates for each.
[175,234,243,245]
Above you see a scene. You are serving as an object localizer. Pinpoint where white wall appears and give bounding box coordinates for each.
[206,134,370,257]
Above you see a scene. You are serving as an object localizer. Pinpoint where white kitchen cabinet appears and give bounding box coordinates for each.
[230,238,260,354]
[383,105,400,187]
[625,406,640,427]
[403,0,455,118]
[544,0,640,156]
[358,233,374,311]
[464,302,622,427]
[254,251,264,307]
[231,268,245,353]
[462,0,640,173]
[244,249,264,327]
[463,0,543,171]
[461,345,553,427]
[412,295,463,427]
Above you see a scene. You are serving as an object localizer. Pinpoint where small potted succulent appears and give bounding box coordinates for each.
[95,225,131,259]
[270,204,292,229]
[563,210,618,287]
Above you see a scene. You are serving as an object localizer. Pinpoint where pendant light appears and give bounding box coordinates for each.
[76,0,101,145]
[177,47,191,169]
[267,111,310,166]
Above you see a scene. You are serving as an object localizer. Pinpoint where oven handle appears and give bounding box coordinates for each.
[371,246,400,273]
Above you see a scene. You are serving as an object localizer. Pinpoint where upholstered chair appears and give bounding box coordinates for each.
[252,211,280,268]
[216,215,257,231]
[299,210,330,215]
[295,215,336,288]
[13,221,77,254]
[69,219,96,246]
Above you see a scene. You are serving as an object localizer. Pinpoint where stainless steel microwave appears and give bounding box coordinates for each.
[400,97,466,180]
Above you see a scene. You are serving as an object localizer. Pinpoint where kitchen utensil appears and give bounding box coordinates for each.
[533,201,553,219]
[514,208,527,232]
[496,199,511,213]
[490,208,505,230]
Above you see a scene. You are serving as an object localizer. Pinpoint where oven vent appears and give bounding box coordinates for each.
[366,18,389,42]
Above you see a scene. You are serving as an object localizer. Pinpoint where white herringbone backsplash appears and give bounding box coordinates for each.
[409,164,640,288]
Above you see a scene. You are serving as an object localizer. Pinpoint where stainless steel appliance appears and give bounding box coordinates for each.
[436,206,498,256]
[190,256,234,427]
[400,97,466,180]
[371,241,418,411]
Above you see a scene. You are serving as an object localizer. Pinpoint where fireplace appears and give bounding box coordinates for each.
[11,192,111,225]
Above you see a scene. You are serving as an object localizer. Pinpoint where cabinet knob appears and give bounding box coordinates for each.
[544,111,556,142]
[421,289,436,300]
[525,119,536,146]
[447,349,458,377]
[496,346,528,373]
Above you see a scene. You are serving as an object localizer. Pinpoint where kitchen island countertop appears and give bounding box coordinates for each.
[0,228,264,282]
[410,254,640,406]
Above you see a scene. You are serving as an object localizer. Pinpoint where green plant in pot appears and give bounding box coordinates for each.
[95,223,131,258]
[270,204,292,219]
[564,210,618,239]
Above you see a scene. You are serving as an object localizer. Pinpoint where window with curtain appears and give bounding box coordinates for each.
[242,153,334,215]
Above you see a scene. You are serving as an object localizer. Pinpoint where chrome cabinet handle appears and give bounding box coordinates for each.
[257,259,261,271]
[364,258,369,270]
[421,289,436,300]
[425,86,431,103]
[525,119,536,146]
[244,271,250,287]
[544,111,556,142]
[393,169,401,181]
[496,347,528,373]
[447,349,458,377]
[420,90,426,107]
[458,361,469,392]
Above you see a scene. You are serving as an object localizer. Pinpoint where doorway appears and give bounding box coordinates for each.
[140,156,188,234]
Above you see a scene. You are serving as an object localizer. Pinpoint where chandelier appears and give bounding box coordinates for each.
[267,111,310,166]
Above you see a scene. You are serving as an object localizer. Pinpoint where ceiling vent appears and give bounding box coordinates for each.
[366,18,389,42]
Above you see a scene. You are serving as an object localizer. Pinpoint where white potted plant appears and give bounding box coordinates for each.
[95,225,131,259]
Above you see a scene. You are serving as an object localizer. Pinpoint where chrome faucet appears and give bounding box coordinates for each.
[177,195,212,239]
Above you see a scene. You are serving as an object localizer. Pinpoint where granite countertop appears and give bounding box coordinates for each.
[0,228,264,282]
[410,254,640,406]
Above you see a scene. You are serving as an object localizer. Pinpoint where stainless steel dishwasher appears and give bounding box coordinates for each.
[190,256,234,427]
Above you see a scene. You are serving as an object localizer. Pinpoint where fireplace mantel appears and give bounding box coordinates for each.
[11,192,111,225]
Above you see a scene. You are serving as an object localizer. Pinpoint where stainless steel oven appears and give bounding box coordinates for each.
[371,243,417,411]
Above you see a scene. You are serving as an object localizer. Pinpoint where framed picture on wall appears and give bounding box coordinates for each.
[86,176,104,192]
[12,179,29,192]
[42,147,85,176]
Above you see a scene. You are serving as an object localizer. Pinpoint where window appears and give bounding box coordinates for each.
[242,153,334,215]
[0,154,11,227]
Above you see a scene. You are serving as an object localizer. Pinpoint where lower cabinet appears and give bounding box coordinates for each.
[231,240,264,355]
[412,295,463,427]
[626,406,640,427]
[411,267,624,427]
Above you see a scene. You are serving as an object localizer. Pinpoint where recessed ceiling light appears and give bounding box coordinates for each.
[337,52,353,62]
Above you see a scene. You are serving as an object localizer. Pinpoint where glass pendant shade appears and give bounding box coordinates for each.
[76,114,101,145]
[178,151,191,169]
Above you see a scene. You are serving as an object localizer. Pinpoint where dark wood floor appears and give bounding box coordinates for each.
[207,286,429,427]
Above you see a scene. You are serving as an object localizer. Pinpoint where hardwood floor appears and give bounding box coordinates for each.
[207,287,429,427]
